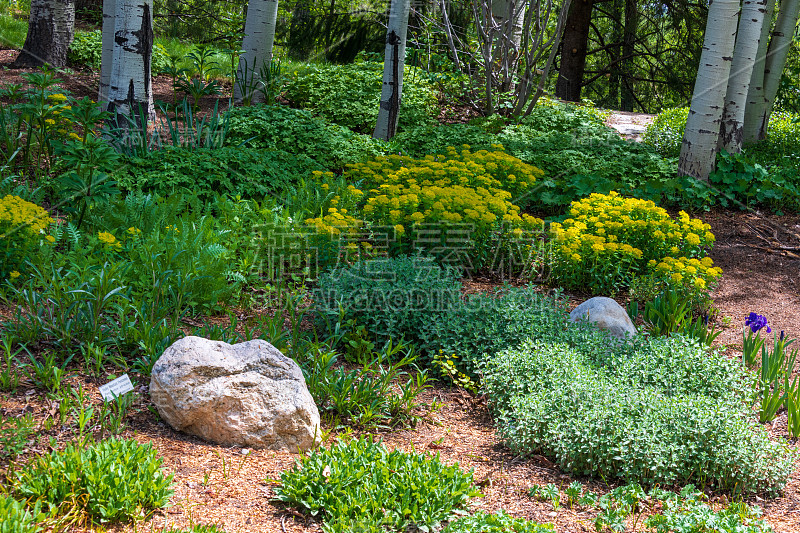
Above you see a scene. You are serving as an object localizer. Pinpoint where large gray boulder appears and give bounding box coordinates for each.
[150,336,320,452]
[569,297,637,339]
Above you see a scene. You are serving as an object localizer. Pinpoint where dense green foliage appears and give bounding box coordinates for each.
[482,337,793,495]
[274,437,480,532]
[0,495,41,533]
[115,146,321,201]
[283,59,437,133]
[443,511,553,533]
[68,30,170,72]
[225,104,386,169]
[13,438,173,523]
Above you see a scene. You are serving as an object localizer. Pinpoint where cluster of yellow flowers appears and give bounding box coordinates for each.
[305,207,364,237]
[647,256,722,291]
[548,192,719,294]
[0,195,53,238]
[0,195,54,280]
[97,231,122,250]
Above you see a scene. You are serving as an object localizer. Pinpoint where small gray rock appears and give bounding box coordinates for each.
[569,296,637,339]
[150,336,321,452]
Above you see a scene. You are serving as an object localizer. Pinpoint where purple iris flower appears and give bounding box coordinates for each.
[745,312,771,334]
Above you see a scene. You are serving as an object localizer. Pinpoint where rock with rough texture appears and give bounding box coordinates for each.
[569,297,637,339]
[150,336,320,452]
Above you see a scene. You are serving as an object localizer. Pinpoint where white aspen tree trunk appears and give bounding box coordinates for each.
[678,0,740,180]
[106,0,155,129]
[719,0,769,153]
[492,0,527,92]
[743,0,776,143]
[234,0,280,104]
[758,0,800,138]
[373,0,410,141]
[13,0,75,68]
[98,0,116,104]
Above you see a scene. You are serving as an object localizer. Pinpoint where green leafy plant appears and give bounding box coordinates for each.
[13,438,174,523]
[0,494,43,533]
[0,411,36,461]
[0,337,25,391]
[482,335,794,495]
[273,437,481,532]
[565,481,583,509]
[443,510,553,532]
[643,288,690,336]
[642,107,689,157]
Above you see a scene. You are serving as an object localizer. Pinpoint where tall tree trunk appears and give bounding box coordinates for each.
[758,0,800,138]
[743,0,776,143]
[98,0,116,104]
[106,0,154,130]
[678,0,740,180]
[555,0,593,102]
[13,0,75,68]
[287,0,313,60]
[607,0,623,108]
[620,0,637,111]
[492,0,527,93]
[374,0,410,140]
[234,0,280,104]
[720,0,769,153]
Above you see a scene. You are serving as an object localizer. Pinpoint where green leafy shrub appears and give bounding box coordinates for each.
[443,511,553,533]
[0,495,42,533]
[482,337,794,495]
[707,150,800,211]
[0,194,53,281]
[283,60,437,133]
[390,124,497,157]
[646,486,773,533]
[642,107,689,157]
[315,257,569,373]
[14,438,174,523]
[225,104,386,169]
[274,437,480,532]
[68,30,169,71]
[115,146,320,201]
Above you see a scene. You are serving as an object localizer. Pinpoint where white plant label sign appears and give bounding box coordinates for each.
[99,374,134,402]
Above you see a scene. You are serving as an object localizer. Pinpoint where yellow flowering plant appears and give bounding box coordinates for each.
[548,192,719,299]
[306,147,545,271]
[0,195,54,280]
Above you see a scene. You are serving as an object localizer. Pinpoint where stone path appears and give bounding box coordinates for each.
[604,110,656,141]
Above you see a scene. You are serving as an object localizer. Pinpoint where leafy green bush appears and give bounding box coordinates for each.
[225,104,386,169]
[443,511,553,533]
[642,107,688,157]
[68,30,169,71]
[390,123,497,157]
[274,437,480,532]
[0,495,42,533]
[14,438,174,523]
[115,146,320,201]
[283,60,437,133]
[482,337,794,495]
[315,257,568,373]
[646,486,773,533]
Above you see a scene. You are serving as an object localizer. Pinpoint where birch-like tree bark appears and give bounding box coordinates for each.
[234,0,280,104]
[492,0,527,92]
[757,0,800,138]
[743,0,776,143]
[373,0,410,141]
[678,0,740,180]
[13,0,75,68]
[106,0,154,129]
[719,0,769,153]
[98,0,116,104]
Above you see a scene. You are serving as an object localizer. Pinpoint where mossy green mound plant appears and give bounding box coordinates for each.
[274,437,481,532]
[12,438,174,523]
[482,337,794,495]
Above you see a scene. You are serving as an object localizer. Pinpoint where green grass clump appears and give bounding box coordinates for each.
[13,438,174,523]
[482,337,794,495]
[274,437,480,532]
